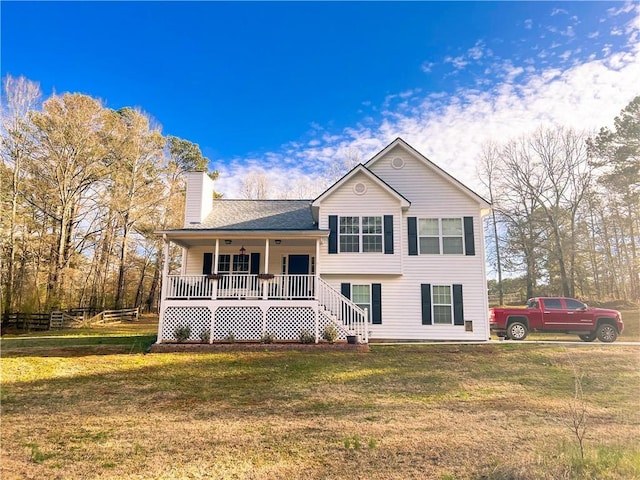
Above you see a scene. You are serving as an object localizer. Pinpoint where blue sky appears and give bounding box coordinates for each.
[2,1,639,197]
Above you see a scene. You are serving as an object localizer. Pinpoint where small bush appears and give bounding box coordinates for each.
[322,325,338,343]
[174,325,191,343]
[199,329,211,343]
[300,329,315,344]
[261,332,276,344]
[223,331,236,343]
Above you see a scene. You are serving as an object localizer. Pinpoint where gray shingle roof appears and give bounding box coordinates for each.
[190,199,316,230]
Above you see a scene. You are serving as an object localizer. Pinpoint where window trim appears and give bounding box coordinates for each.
[432,284,453,325]
[418,217,465,255]
[352,283,372,323]
[218,254,250,274]
[338,215,384,253]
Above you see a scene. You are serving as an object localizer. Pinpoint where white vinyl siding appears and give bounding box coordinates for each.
[184,171,216,226]
[350,144,490,340]
[318,171,403,275]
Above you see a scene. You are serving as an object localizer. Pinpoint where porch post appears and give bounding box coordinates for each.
[158,234,170,343]
[263,238,270,299]
[213,239,220,273]
[315,238,321,342]
[211,238,219,300]
[315,238,321,299]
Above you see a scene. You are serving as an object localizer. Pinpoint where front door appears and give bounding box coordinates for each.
[288,255,309,274]
[288,255,310,298]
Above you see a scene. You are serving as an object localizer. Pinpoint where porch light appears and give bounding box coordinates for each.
[275,239,281,245]
[239,245,246,255]
[224,240,232,245]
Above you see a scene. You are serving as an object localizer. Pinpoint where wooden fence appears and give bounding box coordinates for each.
[87,308,139,325]
[1,312,52,331]
[1,307,139,333]
[488,292,525,306]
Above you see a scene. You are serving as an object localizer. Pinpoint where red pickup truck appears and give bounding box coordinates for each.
[490,297,624,342]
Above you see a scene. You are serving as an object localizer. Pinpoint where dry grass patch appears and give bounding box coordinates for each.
[1,344,639,479]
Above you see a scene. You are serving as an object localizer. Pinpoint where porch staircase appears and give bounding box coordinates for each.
[316,277,369,342]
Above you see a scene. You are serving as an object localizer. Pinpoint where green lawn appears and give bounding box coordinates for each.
[1,320,639,479]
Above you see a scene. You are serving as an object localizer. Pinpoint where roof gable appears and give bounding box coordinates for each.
[365,138,490,207]
[311,164,411,209]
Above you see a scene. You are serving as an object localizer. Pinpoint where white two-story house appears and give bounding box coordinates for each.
[156,138,491,343]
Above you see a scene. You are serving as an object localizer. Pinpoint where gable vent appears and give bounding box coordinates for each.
[391,157,405,169]
[353,182,367,195]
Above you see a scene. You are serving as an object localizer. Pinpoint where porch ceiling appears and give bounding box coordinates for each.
[161,230,329,248]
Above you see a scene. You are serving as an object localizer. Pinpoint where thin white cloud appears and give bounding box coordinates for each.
[421,61,435,73]
[559,50,573,62]
[551,8,568,16]
[467,41,486,60]
[524,19,533,30]
[214,6,640,199]
[444,55,469,70]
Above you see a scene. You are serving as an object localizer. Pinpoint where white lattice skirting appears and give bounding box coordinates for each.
[159,302,329,343]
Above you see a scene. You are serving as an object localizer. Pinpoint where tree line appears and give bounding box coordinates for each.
[1,74,638,314]
[1,75,217,313]
[479,96,639,304]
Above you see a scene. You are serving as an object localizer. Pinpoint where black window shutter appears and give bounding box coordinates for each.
[421,284,432,325]
[453,284,464,326]
[203,253,213,275]
[464,217,475,256]
[329,215,338,254]
[250,252,260,274]
[341,283,351,324]
[384,215,394,254]
[372,283,382,324]
[408,217,418,255]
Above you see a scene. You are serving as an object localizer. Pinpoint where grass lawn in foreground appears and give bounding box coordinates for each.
[1,322,639,479]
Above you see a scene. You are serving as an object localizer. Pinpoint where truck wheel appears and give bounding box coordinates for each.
[597,323,617,343]
[579,332,597,342]
[507,322,528,341]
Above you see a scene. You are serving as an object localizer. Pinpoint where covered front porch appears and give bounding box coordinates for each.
[157,232,368,344]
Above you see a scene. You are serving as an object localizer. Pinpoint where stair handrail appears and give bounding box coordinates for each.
[316,277,368,342]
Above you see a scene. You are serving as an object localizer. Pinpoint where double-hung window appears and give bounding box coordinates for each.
[218,254,249,274]
[432,285,453,324]
[217,254,231,274]
[362,216,383,252]
[340,217,360,252]
[352,284,371,322]
[339,216,383,253]
[418,218,463,255]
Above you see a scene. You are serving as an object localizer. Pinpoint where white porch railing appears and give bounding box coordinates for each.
[165,274,316,300]
[316,277,368,342]
[163,274,368,342]
[217,274,262,299]
[268,274,315,299]
[165,275,216,299]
